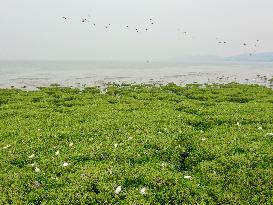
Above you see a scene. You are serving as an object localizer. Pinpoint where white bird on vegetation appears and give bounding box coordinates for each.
[69,142,74,147]
[258,127,263,130]
[55,150,60,156]
[114,143,118,148]
[28,154,35,159]
[3,144,11,149]
[34,167,41,172]
[184,176,192,179]
[28,163,36,167]
[63,162,70,167]
[140,187,147,195]
[115,186,122,195]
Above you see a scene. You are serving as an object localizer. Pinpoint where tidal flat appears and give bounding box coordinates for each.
[1,83,273,204]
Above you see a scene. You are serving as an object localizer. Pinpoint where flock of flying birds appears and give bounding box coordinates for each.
[61,15,155,33]
[61,15,261,56]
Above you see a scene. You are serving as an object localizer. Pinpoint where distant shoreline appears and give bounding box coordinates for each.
[0,61,273,90]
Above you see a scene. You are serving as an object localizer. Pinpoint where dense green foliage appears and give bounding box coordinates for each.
[1,83,273,204]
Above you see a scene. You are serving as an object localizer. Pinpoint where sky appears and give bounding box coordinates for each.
[0,0,273,61]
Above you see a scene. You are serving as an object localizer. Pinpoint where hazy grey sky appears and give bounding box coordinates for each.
[0,0,273,60]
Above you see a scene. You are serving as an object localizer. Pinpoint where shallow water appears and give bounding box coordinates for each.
[0,61,273,90]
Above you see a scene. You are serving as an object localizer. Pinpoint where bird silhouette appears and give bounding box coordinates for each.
[59,14,264,56]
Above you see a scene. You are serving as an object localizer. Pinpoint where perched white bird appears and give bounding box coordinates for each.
[27,163,36,167]
[63,162,70,167]
[201,138,206,141]
[114,143,118,148]
[55,150,60,156]
[140,187,147,195]
[184,176,192,179]
[3,145,11,149]
[69,142,74,147]
[28,154,35,159]
[115,186,122,195]
[34,167,41,172]
[258,127,263,130]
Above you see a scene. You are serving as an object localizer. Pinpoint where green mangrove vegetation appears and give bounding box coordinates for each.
[1,83,273,204]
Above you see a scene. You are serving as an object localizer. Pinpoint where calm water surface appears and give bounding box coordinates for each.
[0,61,273,90]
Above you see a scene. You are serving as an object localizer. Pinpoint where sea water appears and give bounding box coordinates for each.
[0,61,272,90]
